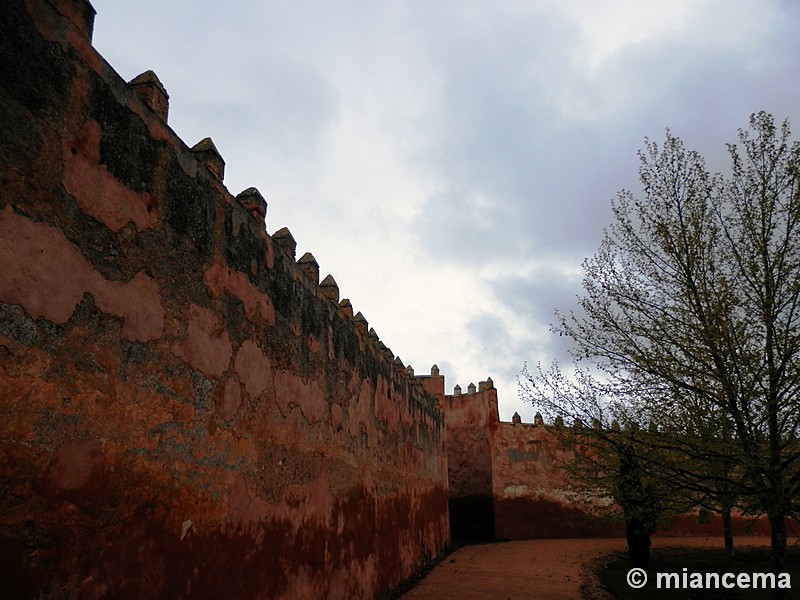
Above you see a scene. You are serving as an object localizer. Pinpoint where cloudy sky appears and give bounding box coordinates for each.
[91,0,800,420]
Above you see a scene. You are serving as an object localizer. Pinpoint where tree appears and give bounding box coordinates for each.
[521,363,700,567]
[524,113,800,580]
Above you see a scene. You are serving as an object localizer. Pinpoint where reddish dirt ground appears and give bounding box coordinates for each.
[399,536,773,600]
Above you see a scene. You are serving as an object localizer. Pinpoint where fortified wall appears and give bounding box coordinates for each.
[441,380,498,541]
[0,1,448,598]
[438,379,611,541]
[442,384,772,542]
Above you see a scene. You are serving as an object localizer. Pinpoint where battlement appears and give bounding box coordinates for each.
[507,411,587,429]
[447,376,495,399]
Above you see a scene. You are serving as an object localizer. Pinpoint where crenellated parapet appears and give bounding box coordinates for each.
[191,137,225,180]
[272,226,297,258]
[236,187,268,223]
[319,274,339,302]
[442,375,500,431]
[242,215,415,378]
[504,411,609,431]
[415,364,445,403]
[297,252,319,284]
[338,297,353,317]
[446,377,494,398]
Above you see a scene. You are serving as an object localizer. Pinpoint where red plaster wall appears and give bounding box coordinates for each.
[491,422,624,539]
[0,2,448,598]
[442,381,769,542]
[491,421,770,541]
[442,384,498,541]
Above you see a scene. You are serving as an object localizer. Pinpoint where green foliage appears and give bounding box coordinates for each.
[522,112,800,572]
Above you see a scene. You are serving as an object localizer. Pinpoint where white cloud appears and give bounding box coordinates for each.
[554,0,696,67]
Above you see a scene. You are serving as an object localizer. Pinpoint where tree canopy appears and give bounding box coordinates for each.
[522,112,800,578]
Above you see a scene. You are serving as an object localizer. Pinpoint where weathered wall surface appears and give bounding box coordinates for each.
[446,386,769,541]
[492,418,771,540]
[491,422,624,539]
[0,1,448,598]
[492,420,772,540]
[441,381,498,541]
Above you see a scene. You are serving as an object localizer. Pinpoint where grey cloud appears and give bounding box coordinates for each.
[414,188,527,264]
[410,0,800,273]
[490,271,584,365]
[464,311,527,384]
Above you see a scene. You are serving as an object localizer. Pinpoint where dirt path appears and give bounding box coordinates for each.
[399,537,772,600]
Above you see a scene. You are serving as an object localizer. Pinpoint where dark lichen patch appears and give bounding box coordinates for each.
[0,303,39,345]
[164,157,215,256]
[0,1,73,120]
[88,72,158,194]
[224,206,267,279]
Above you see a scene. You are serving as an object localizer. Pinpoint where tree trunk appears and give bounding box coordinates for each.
[768,512,788,600]
[626,519,651,569]
[769,512,787,570]
[722,507,734,558]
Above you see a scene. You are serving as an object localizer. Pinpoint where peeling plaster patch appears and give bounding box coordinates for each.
[307,334,322,355]
[0,207,164,341]
[225,475,272,540]
[40,438,107,507]
[0,207,95,323]
[44,439,104,491]
[331,404,344,432]
[281,472,334,523]
[92,271,164,342]
[375,376,399,424]
[171,304,232,377]
[274,369,326,422]
[234,340,271,399]
[63,119,159,232]
[348,383,374,443]
[203,261,275,324]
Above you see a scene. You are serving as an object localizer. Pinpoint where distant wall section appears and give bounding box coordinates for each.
[441,380,498,541]
[443,382,769,541]
[491,416,772,540]
[491,420,623,539]
[441,381,611,541]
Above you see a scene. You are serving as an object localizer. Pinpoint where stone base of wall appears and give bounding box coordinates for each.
[494,496,773,541]
[495,496,625,540]
[657,512,772,538]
